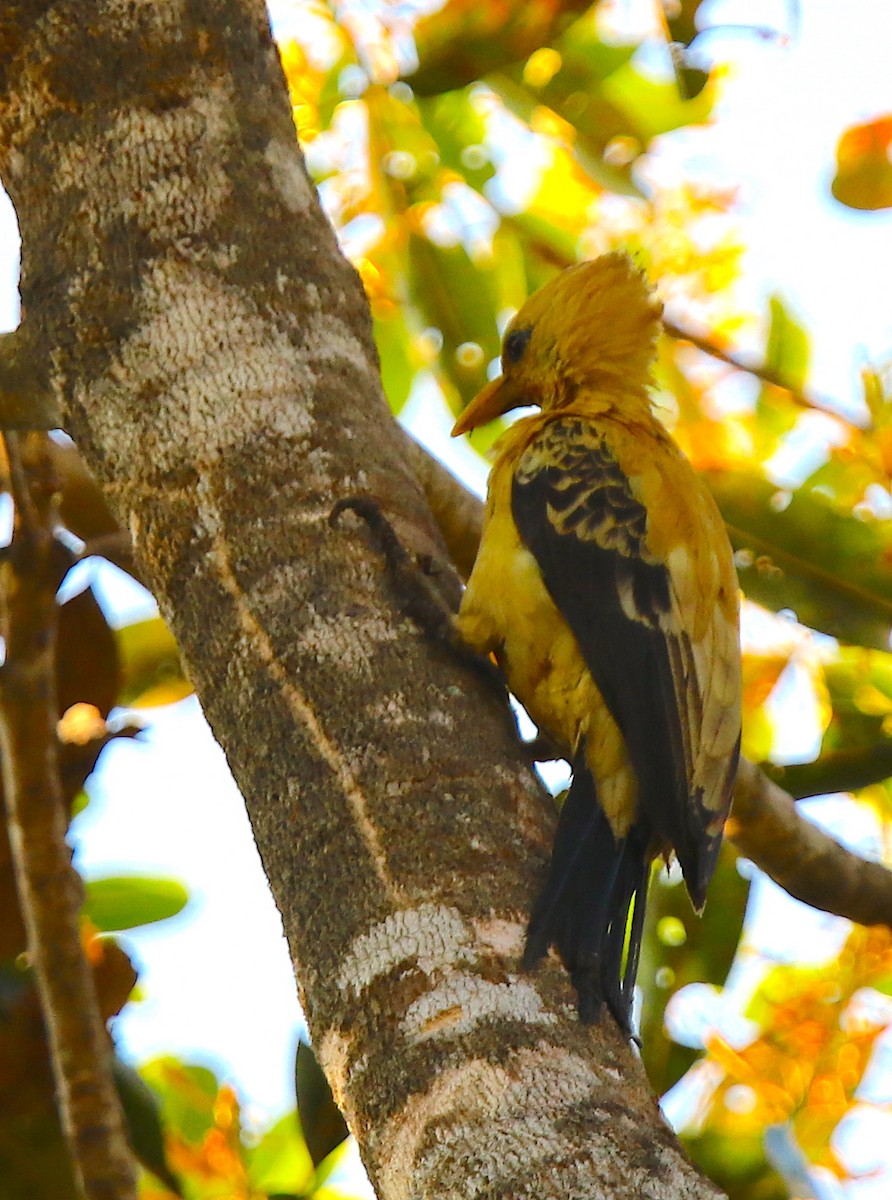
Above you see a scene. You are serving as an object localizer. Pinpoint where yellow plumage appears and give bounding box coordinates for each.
[452,253,741,1026]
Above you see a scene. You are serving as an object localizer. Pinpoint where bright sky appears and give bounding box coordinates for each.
[1,0,892,1192]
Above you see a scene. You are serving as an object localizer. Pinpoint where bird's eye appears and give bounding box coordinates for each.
[503,326,532,365]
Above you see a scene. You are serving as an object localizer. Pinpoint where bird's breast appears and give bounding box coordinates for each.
[457,454,638,835]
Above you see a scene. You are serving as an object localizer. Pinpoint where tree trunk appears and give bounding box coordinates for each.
[0,2,722,1196]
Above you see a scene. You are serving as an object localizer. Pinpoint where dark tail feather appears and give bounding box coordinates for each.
[522,764,651,1031]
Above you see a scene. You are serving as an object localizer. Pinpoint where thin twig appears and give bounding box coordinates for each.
[0,432,138,1200]
[662,317,860,426]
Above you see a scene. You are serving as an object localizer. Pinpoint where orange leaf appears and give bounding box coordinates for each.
[832,115,892,211]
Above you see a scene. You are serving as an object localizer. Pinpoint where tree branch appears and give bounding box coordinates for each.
[729,758,892,925]
[0,432,137,1200]
[402,431,483,581]
[763,743,892,802]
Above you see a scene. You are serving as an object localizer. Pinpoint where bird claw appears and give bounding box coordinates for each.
[330,495,414,575]
[330,495,506,696]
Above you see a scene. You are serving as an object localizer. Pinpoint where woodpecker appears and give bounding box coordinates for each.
[452,253,741,1026]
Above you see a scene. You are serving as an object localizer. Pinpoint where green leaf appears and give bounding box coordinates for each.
[707,469,892,651]
[374,307,420,417]
[489,73,642,197]
[682,1128,787,1200]
[763,294,809,393]
[748,642,892,803]
[417,90,494,193]
[776,647,892,799]
[295,1041,349,1170]
[112,1059,182,1196]
[247,1112,314,1196]
[600,60,714,142]
[507,22,643,190]
[115,616,191,708]
[139,1059,220,1147]
[408,0,592,97]
[407,233,504,410]
[316,54,358,137]
[83,875,189,932]
[555,21,637,84]
[751,296,810,462]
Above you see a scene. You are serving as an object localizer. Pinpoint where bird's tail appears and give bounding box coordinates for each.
[522,762,650,1030]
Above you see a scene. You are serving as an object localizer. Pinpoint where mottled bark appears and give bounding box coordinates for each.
[0,3,721,1198]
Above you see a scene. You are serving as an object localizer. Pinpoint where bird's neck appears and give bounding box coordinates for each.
[543,373,656,423]
[492,378,658,464]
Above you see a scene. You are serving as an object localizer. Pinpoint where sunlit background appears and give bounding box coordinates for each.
[2,0,892,1196]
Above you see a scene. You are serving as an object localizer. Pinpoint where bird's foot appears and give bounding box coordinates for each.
[330,495,506,695]
[330,494,453,638]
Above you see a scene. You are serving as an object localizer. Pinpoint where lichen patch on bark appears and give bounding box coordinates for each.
[79,263,317,478]
[336,903,478,997]
[297,608,400,675]
[472,914,526,957]
[264,136,315,213]
[400,972,558,1043]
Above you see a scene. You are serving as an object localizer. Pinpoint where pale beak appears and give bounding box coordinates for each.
[451,374,525,437]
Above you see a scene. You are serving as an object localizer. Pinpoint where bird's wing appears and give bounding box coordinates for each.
[511,414,737,905]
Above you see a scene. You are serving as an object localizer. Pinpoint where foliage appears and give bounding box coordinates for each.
[276,1,892,1195]
[136,1047,350,1200]
[683,924,892,1195]
[2,1,892,1198]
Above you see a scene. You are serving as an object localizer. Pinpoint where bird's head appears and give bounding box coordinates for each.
[452,252,663,436]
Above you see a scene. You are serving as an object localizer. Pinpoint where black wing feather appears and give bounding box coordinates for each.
[512,416,709,895]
